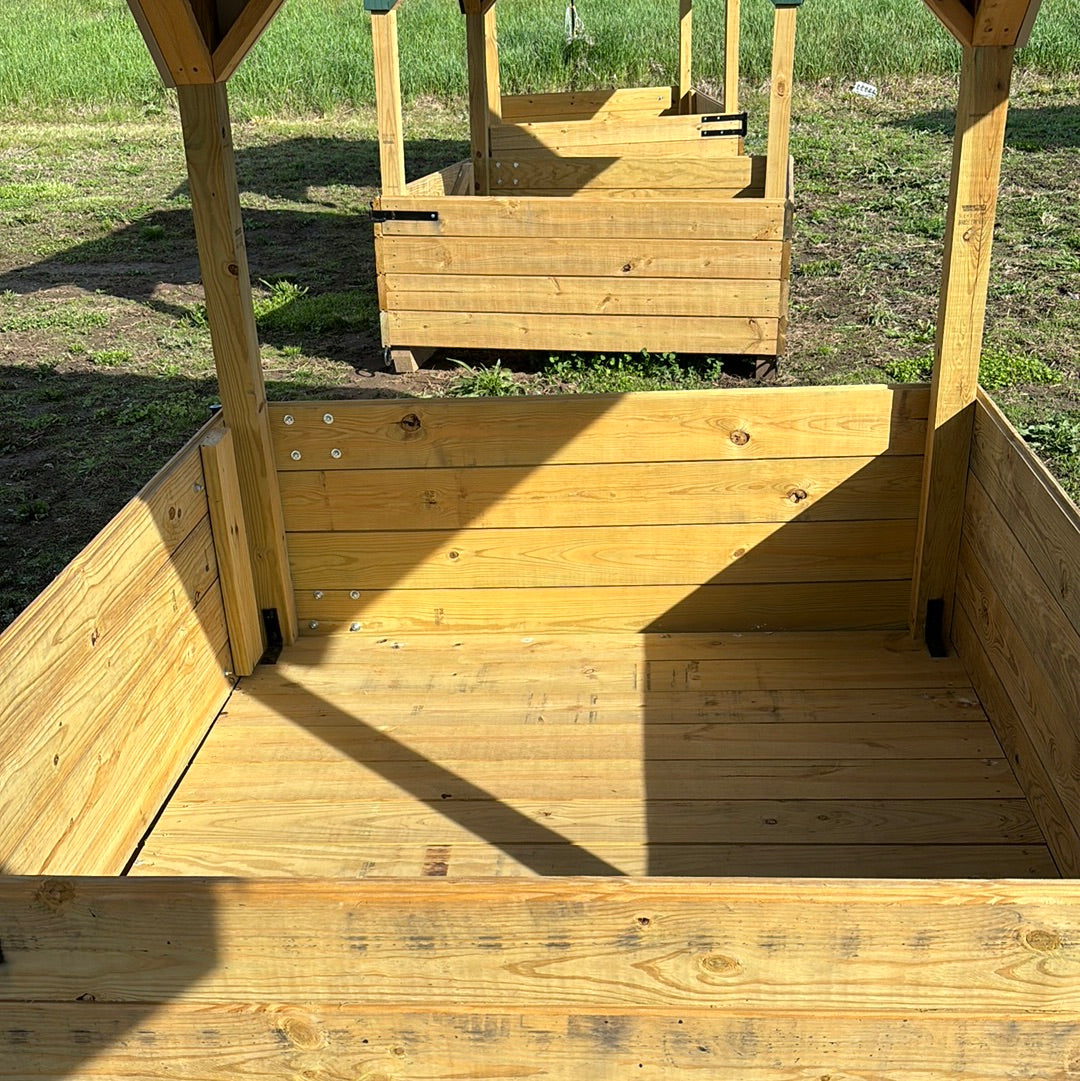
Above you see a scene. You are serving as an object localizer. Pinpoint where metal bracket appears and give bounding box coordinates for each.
[701,112,749,138]
[259,608,284,665]
[925,598,947,658]
[370,209,440,223]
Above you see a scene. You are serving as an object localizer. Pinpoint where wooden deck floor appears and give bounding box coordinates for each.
[133,631,1057,878]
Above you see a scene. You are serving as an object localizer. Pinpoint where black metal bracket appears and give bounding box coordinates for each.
[700,112,749,138]
[925,598,947,658]
[370,209,439,223]
[259,608,284,665]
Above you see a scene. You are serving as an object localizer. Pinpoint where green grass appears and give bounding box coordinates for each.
[2,0,1080,119]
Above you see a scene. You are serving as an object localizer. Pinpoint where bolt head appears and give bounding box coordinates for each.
[283,414,295,425]
[323,413,334,425]
[290,450,302,461]
[331,448,342,459]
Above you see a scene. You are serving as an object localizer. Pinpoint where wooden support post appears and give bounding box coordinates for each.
[764,4,797,201]
[466,6,501,195]
[910,45,1014,644]
[176,81,296,645]
[200,427,263,676]
[678,0,693,113]
[724,0,740,114]
[371,8,406,196]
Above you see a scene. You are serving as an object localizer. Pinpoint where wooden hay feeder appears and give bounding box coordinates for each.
[3,1,1079,1078]
[371,0,798,375]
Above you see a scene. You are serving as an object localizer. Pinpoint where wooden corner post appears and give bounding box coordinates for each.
[464,0,501,195]
[764,0,799,201]
[911,44,1014,644]
[176,81,297,646]
[678,0,693,113]
[369,1,406,196]
[724,0,741,114]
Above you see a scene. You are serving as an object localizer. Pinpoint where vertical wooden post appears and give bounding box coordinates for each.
[176,81,296,646]
[466,4,501,195]
[200,427,263,676]
[724,0,740,114]
[678,0,693,113]
[911,45,1014,643]
[371,7,406,196]
[764,3,798,201]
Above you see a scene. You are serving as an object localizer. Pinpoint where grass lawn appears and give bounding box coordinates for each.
[0,3,1078,628]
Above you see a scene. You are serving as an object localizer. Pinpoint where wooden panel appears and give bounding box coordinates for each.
[375,196,788,241]
[270,386,930,471]
[383,275,782,317]
[9,1001,1080,1079]
[488,154,764,194]
[293,581,910,634]
[377,236,783,280]
[402,160,473,197]
[491,114,750,153]
[287,520,916,591]
[8,878,1080,1010]
[384,310,777,354]
[500,86,675,123]
[278,456,922,532]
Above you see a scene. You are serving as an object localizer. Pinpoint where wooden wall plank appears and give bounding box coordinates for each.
[177,81,295,640]
[286,520,916,591]
[764,5,797,200]
[402,160,473,197]
[292,581,911,634]
[910,44,1013,639]
[376,236,783,279]
[5,878,1078,1010]
[277,456,922,532]
[269,386,929,471]
[383,310,777,354]
[491,114,747,153]
[374,196,789,241]
[500,86,675,123]
[8,1002,1078,1080]
[382,275,782,317]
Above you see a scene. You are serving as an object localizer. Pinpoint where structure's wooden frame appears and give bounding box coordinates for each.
[371,0,795,376]
[3,1,1076,1077]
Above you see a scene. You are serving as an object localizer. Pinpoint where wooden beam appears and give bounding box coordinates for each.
[973,0,1039,43]
[910,45,1014,642]
[125,0,214,84]
[764,4,798,201]
[923,0,976,45]
[466,7,501,195]
[678,0,693,113]
[371,8,406,196]
[212,0,288,82]
[200,427,263,675]
[1015,0,1043,46]
[176,81,297,643]
[724,0,741,114]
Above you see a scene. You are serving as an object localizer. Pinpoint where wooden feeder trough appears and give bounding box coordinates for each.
[3,0,1078,1077]
[371,0,798,375]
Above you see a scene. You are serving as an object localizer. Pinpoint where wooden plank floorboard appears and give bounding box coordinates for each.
[136,631,1053,880]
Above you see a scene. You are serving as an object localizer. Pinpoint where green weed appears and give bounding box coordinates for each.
[89,348,131,367]
[543,350,723,394]
[978,345,1060,390]
[881,355,932,383]
[445,359,525,397]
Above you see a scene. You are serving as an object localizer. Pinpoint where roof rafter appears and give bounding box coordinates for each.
[213,0,288,82]
[126,0,214,84]
[923,0,975,46]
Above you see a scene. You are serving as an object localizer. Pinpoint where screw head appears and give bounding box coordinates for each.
[313,590,324,600]
[330,448,342,459]
[283,414,295,425]
[323,413,334,425]
[349,622,361,632]
[308,620,319,630]
[350,590,361,600]
[290,450,302,461]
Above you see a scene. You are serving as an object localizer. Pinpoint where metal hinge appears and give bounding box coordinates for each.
[370,209,440,223]
[700,112,748,138]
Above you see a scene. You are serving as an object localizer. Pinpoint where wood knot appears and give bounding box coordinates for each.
[447,550,461,561]
[1024,929,1062,952]
[279,1016,324,1050]
[787,488,809,503]
[699,953,740,976]
[621,263,633,273]
[729,430,750,446]
[36,879,75,912]
[399,413,422,434]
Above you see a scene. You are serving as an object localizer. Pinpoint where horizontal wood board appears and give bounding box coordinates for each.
[953,393,1080,875]
[0,418,233,875]
[133,629,1049,880]
[274,387,926,633]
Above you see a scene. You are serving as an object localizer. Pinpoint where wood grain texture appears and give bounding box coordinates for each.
[124,0,213,84]
[278,456,922,532]
[911,44,1013,638]
[269,386,930,471]
[765,5,797,200]
[724,0,741,113]
[500,86,675,123]
[371,7,406,196]
[678,0,693,109]
[6,878,1078,1010]
[177,81,296,639]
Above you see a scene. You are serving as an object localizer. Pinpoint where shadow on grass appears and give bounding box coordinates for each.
[892,103,1080,150]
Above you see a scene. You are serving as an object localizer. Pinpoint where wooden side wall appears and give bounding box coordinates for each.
[0,419,234,875]
[952,391,1080,876]
[4,877,1080,1078]
[271,385,928,635]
